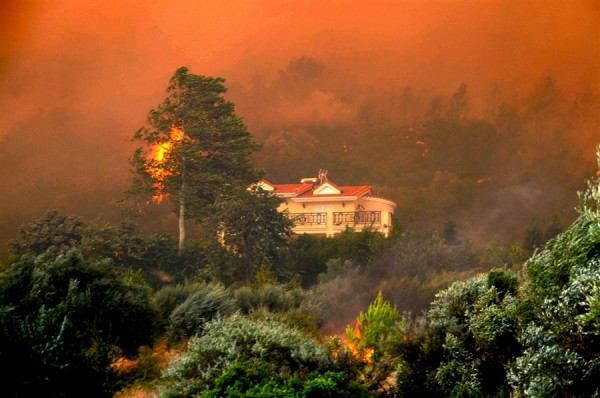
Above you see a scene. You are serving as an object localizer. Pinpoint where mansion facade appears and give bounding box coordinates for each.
[258,171,396,237]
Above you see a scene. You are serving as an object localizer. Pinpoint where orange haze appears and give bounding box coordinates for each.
[1,0,599,251]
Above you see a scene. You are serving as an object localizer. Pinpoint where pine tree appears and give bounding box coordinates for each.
[127,67,261,253]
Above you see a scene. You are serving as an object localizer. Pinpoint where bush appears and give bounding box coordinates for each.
[0,249,158,397]
[166,282,235,344]
[314,230,480,335]
[233,283,318,314]
[8,210,83,256]
[247,307,321,339]
[487,268,519,299]
[158,314,334,397]
[393,149,600,397]
[508,190,600,396]
[301,371,370,398]
[230,282,323,336]
[394,274,521,397]
[183,363,370,398]
[153,283,205,328]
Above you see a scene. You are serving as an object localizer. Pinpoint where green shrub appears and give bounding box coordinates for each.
[153,283,205,328]
[231,283,322,337]
[394,274,521,397]
[234,283,317,314]
[159,314,335,397]
[487,268,519,300]
[301,371,370,398]
[393,149,600,397]
[0,249,158,397]
[8,210,83,256]
[166,282,235,344]
[181,363,370,398]
[198,362,298,397]
[82,224,209,288]
[262,307,322,335]
[508,194,600,396]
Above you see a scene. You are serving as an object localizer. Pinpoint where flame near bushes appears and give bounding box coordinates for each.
[345,291,401,364]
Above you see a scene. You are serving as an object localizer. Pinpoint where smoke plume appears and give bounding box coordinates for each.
[1,0,599,252]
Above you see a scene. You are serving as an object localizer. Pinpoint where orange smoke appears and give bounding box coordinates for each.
[146,125,183,203]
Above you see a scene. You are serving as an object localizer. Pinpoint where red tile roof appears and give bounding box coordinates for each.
[261,179,372,198]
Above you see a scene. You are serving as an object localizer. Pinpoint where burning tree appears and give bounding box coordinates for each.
[344,291,402,394]
[128,67,261,254]
[346,291,400,364]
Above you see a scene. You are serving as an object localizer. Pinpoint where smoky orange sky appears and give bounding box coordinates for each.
[3,0,599,132]
[1,0,599,249]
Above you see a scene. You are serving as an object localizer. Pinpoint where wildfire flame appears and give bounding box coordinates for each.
[414,140,429,157]
[347,320,374,363]
[146,125,183,203]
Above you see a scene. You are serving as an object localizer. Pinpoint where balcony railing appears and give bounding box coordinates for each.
[333,211,381,225]
[289,212,327,226]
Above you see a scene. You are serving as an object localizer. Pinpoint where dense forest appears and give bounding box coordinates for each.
[247,59,599,246]
[1,66,599,397]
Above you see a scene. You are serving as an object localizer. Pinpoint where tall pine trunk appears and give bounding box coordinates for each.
[178,183,185,255]
[178,128,186,255]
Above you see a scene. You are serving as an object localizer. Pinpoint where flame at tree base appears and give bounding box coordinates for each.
[341,320,375,363]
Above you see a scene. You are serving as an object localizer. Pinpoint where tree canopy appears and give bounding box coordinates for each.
[128,67,262,252]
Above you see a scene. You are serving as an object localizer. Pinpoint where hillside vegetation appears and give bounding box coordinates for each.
[1,66,598,397]
[2,148,599,396]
